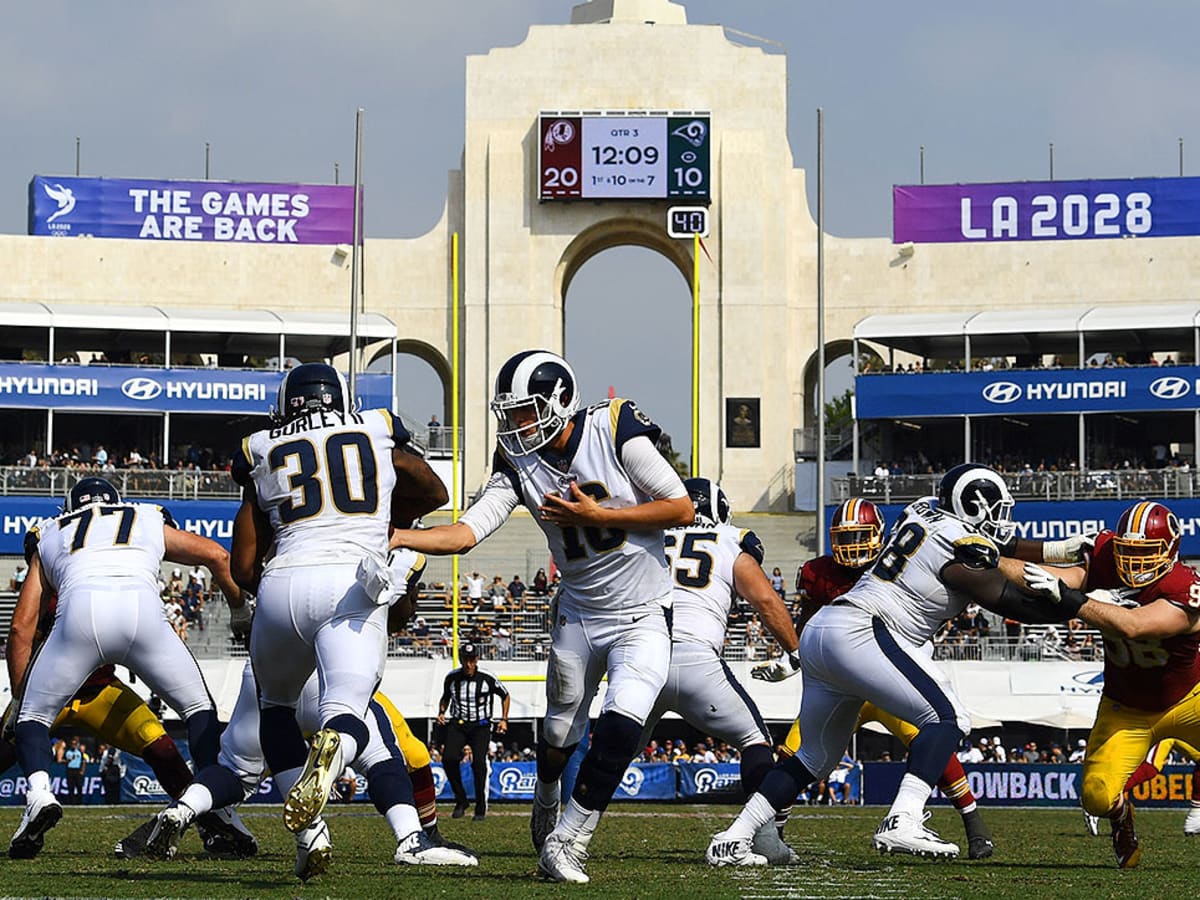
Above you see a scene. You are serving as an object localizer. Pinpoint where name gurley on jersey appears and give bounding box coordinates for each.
[267,409,370,438]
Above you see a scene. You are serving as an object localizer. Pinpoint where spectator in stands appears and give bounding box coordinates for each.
[182,576,205,632]
[428,414,443,451]
[488,575,509,611]
[64,736,87,804]
[532,568,548,597]
[991,737,1007,763]
[1163,354,1177,366]
[1047,743,1066,764]
[98,743,125,805]
[823,752,857,804]
[10,561,28,592]
[769,567,786,602]
[745,614,765,661]
[1069,739,1087,763]
[957,738,984,765]
[508,574,526,609]
[1023,743,1041,764]
[464,571,485,608]
[412,616,432,656]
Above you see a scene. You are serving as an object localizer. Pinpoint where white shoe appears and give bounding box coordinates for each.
[872,811,959,859]
[1083,809,1101,837]
[145,804,195,860]
[8,789,62,859]
[752,822,799,865]
[538,833,590,883]
[531,795,559,852]
[1184,807,1200,836]
[394,830,479,866]
[706,828,768,867]
[284,728,343,833]
[294,819,332,881]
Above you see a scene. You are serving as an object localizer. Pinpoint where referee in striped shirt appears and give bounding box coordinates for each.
[438,643,510,820]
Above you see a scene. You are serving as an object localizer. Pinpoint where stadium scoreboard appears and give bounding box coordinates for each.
[538,113,710,201]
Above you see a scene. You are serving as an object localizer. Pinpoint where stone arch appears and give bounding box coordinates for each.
[801,338,861,429]
[365,338,453,420]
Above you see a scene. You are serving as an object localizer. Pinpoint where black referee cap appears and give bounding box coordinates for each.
[461,642,478,659]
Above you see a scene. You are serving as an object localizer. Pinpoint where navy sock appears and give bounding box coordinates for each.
[758,755,816,811]
[571,712,642,813]
[259,706,307,775]
[193,763,247,809]
[906,720,964,786]
[324,713,369,765]
[185,708,221,769]
[739,743,775,799]
[367,758,415,816]
[14,721,51,778]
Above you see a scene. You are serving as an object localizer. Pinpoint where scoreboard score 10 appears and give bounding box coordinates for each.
[539,114,710,201]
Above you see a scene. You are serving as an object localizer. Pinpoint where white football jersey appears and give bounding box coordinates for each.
[491,399,673,608]
[665,523,764,653]
[32,501,168,596]
[234,408,401,567]
[842,496,994,645]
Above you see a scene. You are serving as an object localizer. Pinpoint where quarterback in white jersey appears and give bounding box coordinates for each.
[392,349,693,884]
[709,464,1086,867]
[229,363,448,872]
[8,476,244,859]
[642,478,800,864]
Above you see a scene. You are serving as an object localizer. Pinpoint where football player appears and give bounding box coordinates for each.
[7,477,244,859]
[708,464,1084,866]
[391,349,694,883]
[762,498,995,860]
[636,477,800,864]
[128,550,475,878]
[1024,499,1200,868]
[230,363,447,875]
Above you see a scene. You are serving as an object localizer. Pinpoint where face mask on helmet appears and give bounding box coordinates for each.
[830,498,884,568]
[683,477,731,527]
[65,476,120,512]
[937,463,1016,545]
[1113,501,1180,588]
[270,363,351,425]
[491,350,580,456]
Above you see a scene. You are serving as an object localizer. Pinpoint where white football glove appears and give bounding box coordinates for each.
[356,549,428,607]
[1042,533,1097,564]
[1085,587,1141,609]
[1022,562,1062,601]
[229,597,254,638]
[751,651,801,683]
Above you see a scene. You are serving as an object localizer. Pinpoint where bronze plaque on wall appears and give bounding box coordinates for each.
[726,398,760,448]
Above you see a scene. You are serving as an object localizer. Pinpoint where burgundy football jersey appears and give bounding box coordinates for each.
[1086,530,1200,711]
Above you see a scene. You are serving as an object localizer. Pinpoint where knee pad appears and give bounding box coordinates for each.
[740,743,775,799]
[536,739,578,784]
[1082,771,1120,817]
[366,757,414,816]
[260,705,307,774]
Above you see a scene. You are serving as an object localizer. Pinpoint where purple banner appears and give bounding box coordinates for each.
[893,177,1200,243]
[28,176,357,244]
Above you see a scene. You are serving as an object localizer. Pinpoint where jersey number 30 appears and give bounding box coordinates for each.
[269,433,379,524]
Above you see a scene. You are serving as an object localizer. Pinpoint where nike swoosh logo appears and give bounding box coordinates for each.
[632,614,648,624]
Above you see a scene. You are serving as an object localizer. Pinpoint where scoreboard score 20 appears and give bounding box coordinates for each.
[539,114,710,201]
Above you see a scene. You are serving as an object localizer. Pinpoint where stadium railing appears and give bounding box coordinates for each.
[833,468,1197,504]
[0,466,239,500]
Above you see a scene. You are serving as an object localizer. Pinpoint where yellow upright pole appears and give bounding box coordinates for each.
[691,232,700,477]
[451,232,461,667]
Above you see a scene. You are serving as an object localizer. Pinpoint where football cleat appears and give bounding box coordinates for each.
[424,823,479,859]
[294,818,332,881]
[114,815,158,859]
[706,828,768,867]
[394,830,479,866]
[8,789,62,859]
[196,807,259,858]
[1111,801,1141,869]
[872,812,959,860]
[751,821,799,865]
[538,833,590,883]
[145,804,195,860]
[284,728,342,833]
[1083,808,1101,837]
[963,809,994,860]
[1184,806,1200,836]
[530,794,559,852]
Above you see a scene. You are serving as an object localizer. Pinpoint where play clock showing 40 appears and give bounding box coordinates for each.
[539,114,710,200]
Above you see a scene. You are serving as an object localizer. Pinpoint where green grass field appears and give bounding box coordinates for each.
[0,803,1192,899]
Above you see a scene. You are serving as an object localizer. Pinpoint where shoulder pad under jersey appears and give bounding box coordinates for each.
[739,529,765,565]
[951,534,1000,571]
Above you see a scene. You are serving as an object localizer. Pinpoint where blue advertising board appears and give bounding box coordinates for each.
[827,499,1200,558]
[856,366,1200,419]
[0,362,393,414]
[0,498,240,554]
[28,176,357,244]
[894,177,1200,244]
[864,762,1196,808]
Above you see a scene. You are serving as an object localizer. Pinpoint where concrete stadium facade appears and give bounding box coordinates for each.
[3,0,1199,511]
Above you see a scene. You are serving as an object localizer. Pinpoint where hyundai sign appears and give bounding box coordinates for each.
[894,176,1200,243]
[855,366,1200,419]
[0,363,392,414]
[28,176,357,244]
